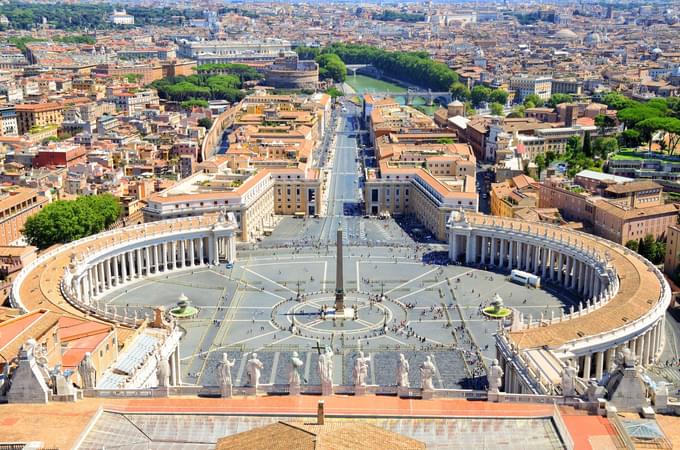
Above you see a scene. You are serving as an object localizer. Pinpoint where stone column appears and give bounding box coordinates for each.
[491,237,497,267]
[102,259,110,291]
[213,235,220,264]
[189,239,195,267]
[604,348,614,373]
[171,241,178,269]
[144,247,151,275]
[509,240,515,269]
[595,351,604,380]
[533,246,540,274]
[470,234,477,264]
[97,263,105,293]
[578,261,585,294]
[500,239,507,268]
[136,248,143,278]
[465,235,472,264]
[643,331,651,365]
[128,251,136,279]
[154,245,160,273]
[112,255,119,286]
[162,242,168,271]
[121,252,127,282]
[557,253,564,284]
[570,258,578,290]
[583,354,592,379]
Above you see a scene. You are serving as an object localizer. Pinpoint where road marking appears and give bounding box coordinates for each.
[243,267,296,294]
[385,267,439,295]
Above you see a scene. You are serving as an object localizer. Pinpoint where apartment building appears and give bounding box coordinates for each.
[364,114,478,240]
[15,102,63,135]
[664,224,680,277]
[0,187,48,246]
[490,174,540,218]
[539,176,678,244]
[509,76,552,101]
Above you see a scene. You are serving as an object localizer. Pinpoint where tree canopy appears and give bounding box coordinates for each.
[150,73,245,103]
[316,53,347,83]
[23,194,121,249]
[371,10,425,22]
[548,93,573,107]
[305,43,459,92]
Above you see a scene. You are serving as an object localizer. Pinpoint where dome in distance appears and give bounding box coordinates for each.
[555,28,578,40]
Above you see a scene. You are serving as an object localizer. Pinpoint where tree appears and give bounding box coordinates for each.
[507,105,526,118]
[488,89,509,106]
[619,129,641,148]
[582,131,593,157]
[325,87,343,98]
[450,82,470,100]
[635,117,680,154]
[464,101,475,116]
[636,234,665,264]
[594,114,617,134]
[566,135,582,153]
[23,194,121,249]
[548,93,572,107]
[592,137,618,158]
[470,85,491,108]
[534,154,546,173]
[316,53,346,83]
[180,99,209,109]
[197,117,213,129]
[617,105,664,129]
[625,239,639,252]
[524,94,543,107]
[490,102,504,116]
[601,91,637,110]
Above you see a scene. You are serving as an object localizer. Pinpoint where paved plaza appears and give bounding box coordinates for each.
[101,232,578,390]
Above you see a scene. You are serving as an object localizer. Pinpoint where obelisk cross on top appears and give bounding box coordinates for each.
[335,223,344,311]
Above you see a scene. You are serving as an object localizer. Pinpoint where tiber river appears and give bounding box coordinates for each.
[343,74,440,116]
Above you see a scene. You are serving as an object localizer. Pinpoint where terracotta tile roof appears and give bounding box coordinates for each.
[604,180,661,194]
[216,421,426,450]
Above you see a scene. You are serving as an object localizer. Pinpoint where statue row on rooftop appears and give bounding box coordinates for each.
[213,350,439,396]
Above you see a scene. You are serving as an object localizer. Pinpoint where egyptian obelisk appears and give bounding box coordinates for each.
[335,225,344,311]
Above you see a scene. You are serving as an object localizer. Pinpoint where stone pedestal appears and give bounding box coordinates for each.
[245,386,258,396]
[289,384,300,396]
[487,391,500,403]
[397,386,410,398]
[607,367,649,411]
[321,382,333,396]
[153,386,170,398]
[221,385,232,398]
[421,388,434,400]
[7,346,49,404]
[354,385,367,396]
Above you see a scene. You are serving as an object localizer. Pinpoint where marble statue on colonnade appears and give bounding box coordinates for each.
[397,353,410,388]
[289,351,304,395]
[218,353,235,397]
[246,352,264,389]
[561,359,578,397]
[156,352,170,388]
[318,346,334,395]
[487,359,503,393]
[78,352,97,389]
[353,351,371,387]
[420,356,436,392]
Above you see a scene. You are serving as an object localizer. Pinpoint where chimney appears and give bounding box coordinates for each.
[317,400,325,425]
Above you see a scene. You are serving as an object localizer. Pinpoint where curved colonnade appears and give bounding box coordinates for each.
[10,215,238,326]
[447,210,671,393]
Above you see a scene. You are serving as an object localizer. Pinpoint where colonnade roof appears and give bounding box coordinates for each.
[16,215,219,341]
[464,213,662,350]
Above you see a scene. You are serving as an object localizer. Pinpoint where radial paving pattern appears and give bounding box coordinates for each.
[100,242,576,389]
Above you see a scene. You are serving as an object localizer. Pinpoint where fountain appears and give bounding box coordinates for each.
[482,293,512,319]
[169,293,199,319]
